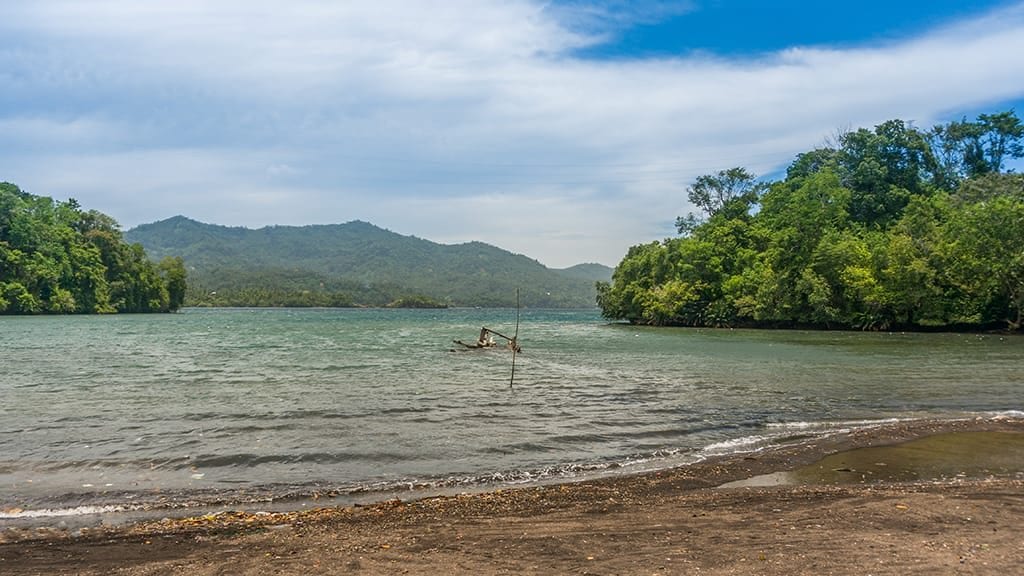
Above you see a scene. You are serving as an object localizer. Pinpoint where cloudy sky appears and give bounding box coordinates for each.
[3,1,1024,268]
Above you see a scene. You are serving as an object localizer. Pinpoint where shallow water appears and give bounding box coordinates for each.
[1,308,1022,519]
[721,431,1024,487]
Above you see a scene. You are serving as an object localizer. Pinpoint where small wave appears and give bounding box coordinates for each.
[378,406,432,416]
[701,435,776,454]
[481,441,557,454]
[988,410,1024,419]
[615,427,703,441]
[428,462,626,488]
[1,505,128,519]
[10,414,1021,526]
[701,418,914,456]
[545,433,613,445]
[764,417,910,431]
[338,451,702,497]
[700,414,1024,459]
[189,451,418,469]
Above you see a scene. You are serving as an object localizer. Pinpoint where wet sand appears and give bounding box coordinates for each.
[2,417,1023,575]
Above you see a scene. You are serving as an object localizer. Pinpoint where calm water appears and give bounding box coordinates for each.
[1,308,1021,520]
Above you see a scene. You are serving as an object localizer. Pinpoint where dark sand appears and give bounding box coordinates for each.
[3,417,1023,575]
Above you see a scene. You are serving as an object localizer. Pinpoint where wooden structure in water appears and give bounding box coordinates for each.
[452,326,520,352]
[451,289,522,388]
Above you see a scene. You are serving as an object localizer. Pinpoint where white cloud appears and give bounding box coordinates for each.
[266,163,301,178]
[0,116,124,148]
[2,1,1024,267]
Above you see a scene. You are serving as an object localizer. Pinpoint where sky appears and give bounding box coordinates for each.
[3,1,1024,268]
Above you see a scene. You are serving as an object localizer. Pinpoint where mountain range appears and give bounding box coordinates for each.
[125,216,612,308]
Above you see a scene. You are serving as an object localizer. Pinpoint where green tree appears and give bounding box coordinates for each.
[599,110,1024,333]
[943,194,1024,329]
[677,167,764,230]
[976,111,1024,173]
[786,148,839,181]
[159,256,188,311]
[0,182,181,315]
[837,120,928,227]
[597,241,671,322]
[923,110,1024,187]
[877,194,952,326]
[756,171,852,318]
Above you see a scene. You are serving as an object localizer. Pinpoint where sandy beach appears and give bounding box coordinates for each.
[3,417,1023,575]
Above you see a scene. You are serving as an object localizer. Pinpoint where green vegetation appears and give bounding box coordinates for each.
[556,263,615,283]
[127,218,608,308]
[598,111,1024,332]
[386,295,449,309]
[0,183,186,314]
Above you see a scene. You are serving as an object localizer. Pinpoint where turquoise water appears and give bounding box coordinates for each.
[1,308,1021,517]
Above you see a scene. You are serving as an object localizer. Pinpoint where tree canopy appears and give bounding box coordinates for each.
[598,110,1024,332]
[0,183,185,314]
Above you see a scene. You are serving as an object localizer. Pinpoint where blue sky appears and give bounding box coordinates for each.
[2,1,1024,267]
[571,1,1020,57]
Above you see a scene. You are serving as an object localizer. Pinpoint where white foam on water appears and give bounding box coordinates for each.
[701,434,776,454]
[988,410,1024,419]
[764,417,908,430]
[700,417,926,458]
[1,504,127,519]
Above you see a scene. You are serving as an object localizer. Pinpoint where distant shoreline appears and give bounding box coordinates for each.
[609,318,1024,335]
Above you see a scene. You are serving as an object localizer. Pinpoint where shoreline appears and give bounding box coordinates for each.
[3,413,1017,528]
[2,416,1023,574]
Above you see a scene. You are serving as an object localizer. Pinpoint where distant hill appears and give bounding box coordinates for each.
[556,263,614,283]
[125,216,603,308]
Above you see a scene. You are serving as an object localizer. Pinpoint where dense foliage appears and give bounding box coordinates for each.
[386,295,449,308]
[0,183,186,314]
[185,267,401,308]
[598,111,1024,332]
[127,217,610,308]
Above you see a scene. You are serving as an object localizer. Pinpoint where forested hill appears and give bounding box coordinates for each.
[556,263,614,283]
[598,110,1024,332]
[0,183,186,314]
[126,217,608,308]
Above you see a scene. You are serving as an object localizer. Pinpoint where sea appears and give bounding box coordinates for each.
[1,307,1021,527]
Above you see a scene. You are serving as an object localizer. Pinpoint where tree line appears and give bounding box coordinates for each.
[597,111,1024,332]
[0,183,186,314]
[184,268,446,308]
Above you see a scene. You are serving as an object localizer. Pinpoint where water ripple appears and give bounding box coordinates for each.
[1,309,1021,513]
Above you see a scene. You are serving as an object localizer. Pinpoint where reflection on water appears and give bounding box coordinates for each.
[722,431,1024,488]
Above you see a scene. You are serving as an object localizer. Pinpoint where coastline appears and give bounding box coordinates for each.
[2,416,1022,575]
